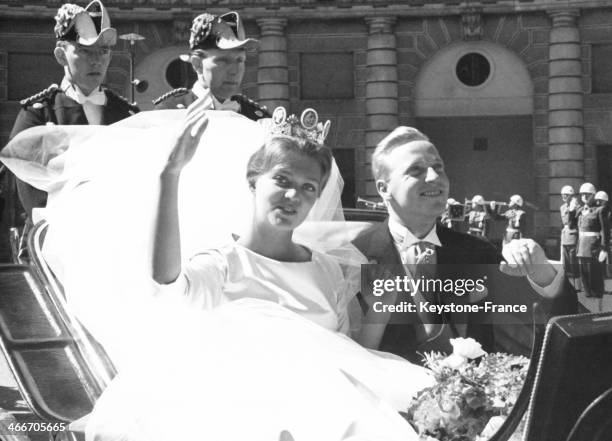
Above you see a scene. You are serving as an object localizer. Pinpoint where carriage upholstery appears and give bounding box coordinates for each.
[0,220,115,425]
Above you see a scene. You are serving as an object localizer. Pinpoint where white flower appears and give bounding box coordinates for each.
[442,338,487,369]
[443,353,468,369]
[450,337,487,359]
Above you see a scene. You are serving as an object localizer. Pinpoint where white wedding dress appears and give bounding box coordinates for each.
[87,298,433,441]
[1,110,434,441]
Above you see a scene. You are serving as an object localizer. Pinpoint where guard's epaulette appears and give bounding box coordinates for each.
[20,84,59,108]
[105,88,140,113]
[232,94,270,117]
[152,88,189,106]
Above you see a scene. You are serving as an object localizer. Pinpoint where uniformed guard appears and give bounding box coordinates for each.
[495,194,526,244]
[153,12,269,121]
[5,0,138,260]
[440,198,455,229]
[440,198,462,231]
[595,190,612,279]
[577,183,609,298]
[595,190,610,222]
[466,195,490,238]
[559,185,580,280]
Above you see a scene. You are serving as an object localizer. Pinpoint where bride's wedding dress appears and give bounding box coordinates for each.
[1,111,434,441]
[88,298,433,441]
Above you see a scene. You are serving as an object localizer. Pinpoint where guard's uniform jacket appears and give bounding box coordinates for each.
[6,83,138,259]
[501,208,526,243]
[577,204,609,258]
[577,203,610,297]
[440,213,453,229]
[8,83,139,211]
[10,84,139,138]
[440,210,461,231]
[467,210,489,237]
[560,201,580,246]
[153,88,270,121]
[560,199,581,277]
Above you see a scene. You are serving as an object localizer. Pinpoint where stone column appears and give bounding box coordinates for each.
[364,16,398,196]
[548,9,583,219]
[256,18,289,111]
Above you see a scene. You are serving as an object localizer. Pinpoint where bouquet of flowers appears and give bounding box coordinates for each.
[406,338,529,441]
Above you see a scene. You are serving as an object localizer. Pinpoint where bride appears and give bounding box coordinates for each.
[151,97,352,332]
[2,98,434,440]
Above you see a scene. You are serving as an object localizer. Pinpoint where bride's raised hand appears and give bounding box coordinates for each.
[164,95,211,175]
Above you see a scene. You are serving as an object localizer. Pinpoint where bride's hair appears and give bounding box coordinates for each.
[246,135,332,193]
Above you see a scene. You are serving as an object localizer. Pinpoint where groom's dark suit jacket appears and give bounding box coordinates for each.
[353,220,578,362]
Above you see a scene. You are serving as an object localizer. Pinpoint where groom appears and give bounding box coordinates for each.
[353,127,577,361]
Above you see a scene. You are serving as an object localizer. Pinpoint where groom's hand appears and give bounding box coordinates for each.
[499,239,557,291]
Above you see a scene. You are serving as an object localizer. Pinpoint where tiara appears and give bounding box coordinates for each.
[268,107,331,145]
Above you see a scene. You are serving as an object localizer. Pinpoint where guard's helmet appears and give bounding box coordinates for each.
[471,195,485,205]
[509,194,523,207]
[561,185,575,195]
[447,198,458,205]
[595,191,609,202]
[579,183,596,194]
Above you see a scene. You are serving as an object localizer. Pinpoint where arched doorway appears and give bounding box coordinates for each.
[414,41,534,242]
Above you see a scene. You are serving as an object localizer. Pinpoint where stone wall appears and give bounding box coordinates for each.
[3,3,612,252]
[359,12,554,242]
[287,20,367,196]
[582,8,612,184]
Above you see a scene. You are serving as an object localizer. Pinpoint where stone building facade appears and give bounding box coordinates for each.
[1,0,612,255]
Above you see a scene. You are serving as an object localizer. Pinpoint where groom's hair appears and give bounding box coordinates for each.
[246,136,332,195]
[372,126,429,181]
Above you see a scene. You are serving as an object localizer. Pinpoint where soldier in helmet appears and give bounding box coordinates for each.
[466,195,490,238]
[4,1,138,260]
[153,12,269,121]
[595,190,612,277]
[440,198,461,230]
[576,183,609,297]
[595,190,610,222]
[491,194,526,245]
[559,185,580,281]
